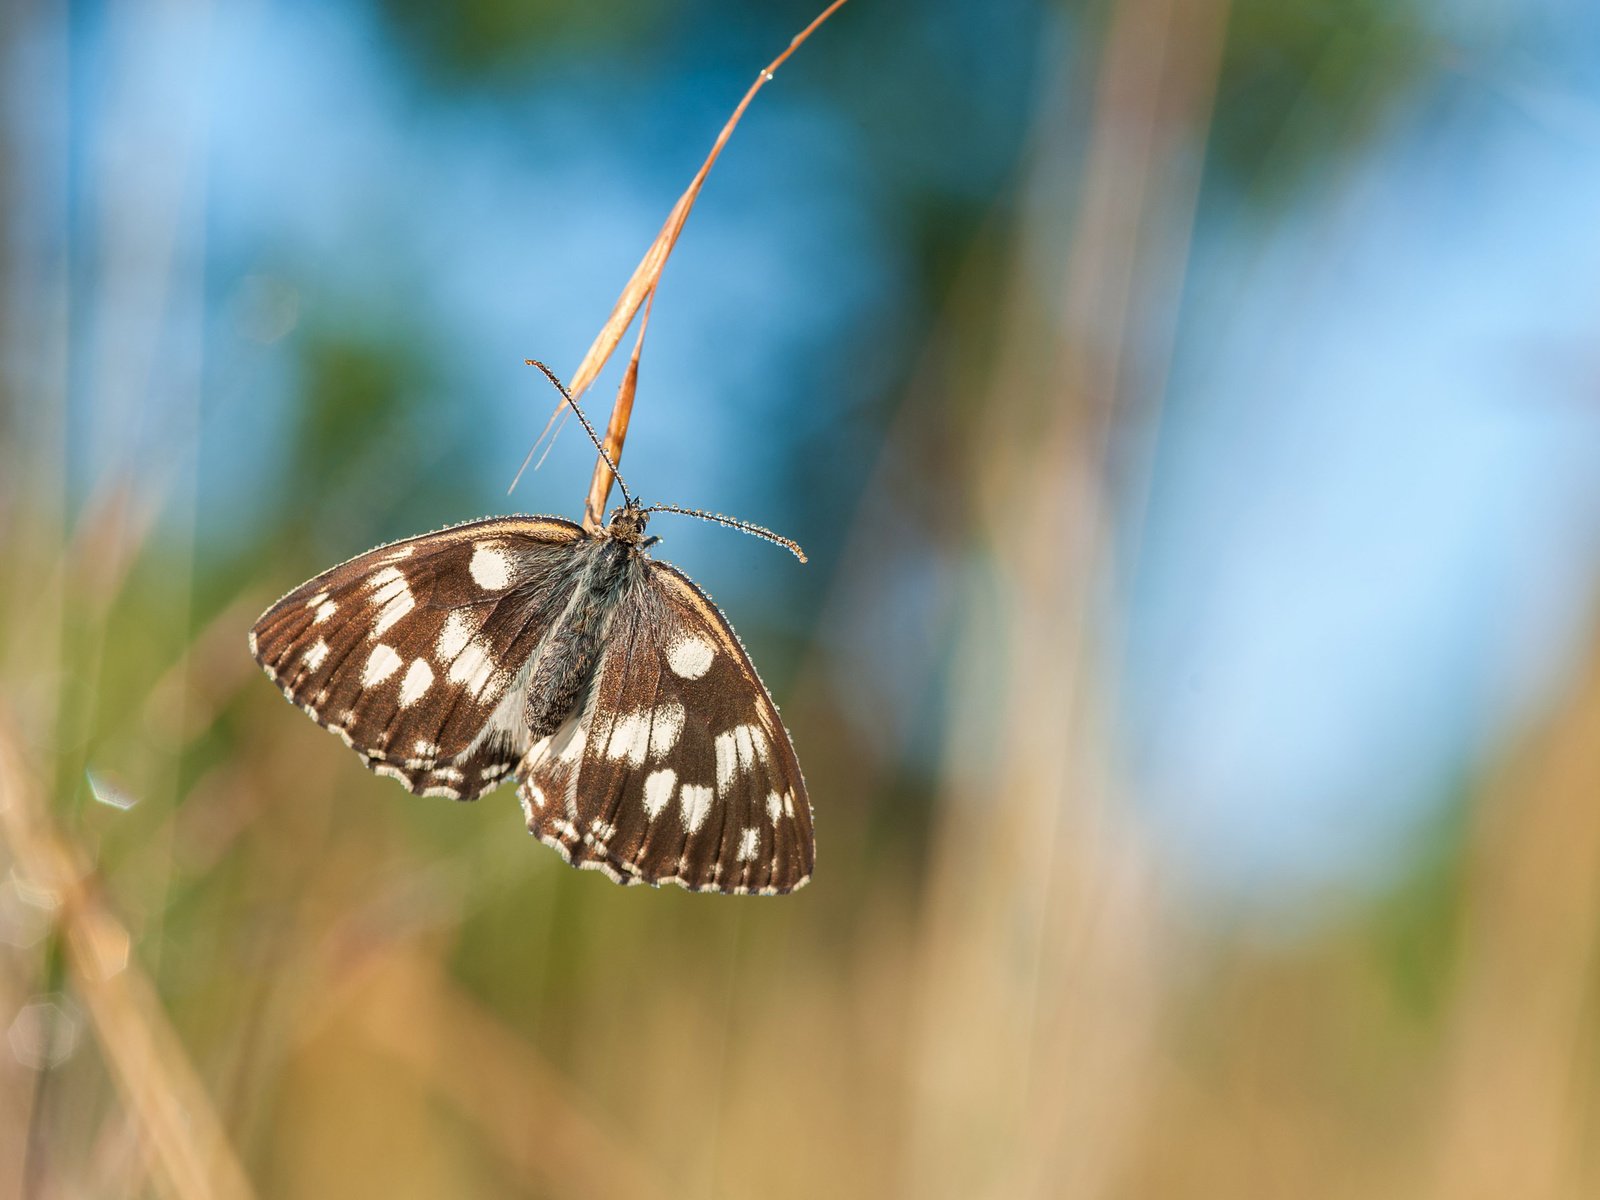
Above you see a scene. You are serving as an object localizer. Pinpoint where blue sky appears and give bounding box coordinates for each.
[1126,13,1600,895]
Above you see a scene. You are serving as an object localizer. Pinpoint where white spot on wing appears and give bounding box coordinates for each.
[372,582,415,637]
[643,769,677,818]
[303,640,330,670]
[524,784,550,825]
[715,732,737,794]
[437,610,481,660]
[313,600,338,625]
[667,635,715,680]
[605,712,651,767]
[766,791,782,823]
[470,543,512,590]
[648,702,686,757]
[680,783,714,833]
[362,643,403,687]
[414,739,439,756]
[447,639,497,699]
[303,591,329,609]
[536,719,587,764]
[399,658,434,707]
[737,827,760,862]
[715,723,768,794]
[525,718,585,770]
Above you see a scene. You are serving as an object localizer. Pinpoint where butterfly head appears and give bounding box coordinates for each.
[604,502,654,547]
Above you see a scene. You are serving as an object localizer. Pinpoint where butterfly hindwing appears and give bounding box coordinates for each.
[516,560,813,894]
[250,516,585,799]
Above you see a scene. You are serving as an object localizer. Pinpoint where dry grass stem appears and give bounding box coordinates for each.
[528,0,850,526]
[583,290,655,528]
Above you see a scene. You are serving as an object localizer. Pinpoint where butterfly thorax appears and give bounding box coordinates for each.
[522,528,646,740]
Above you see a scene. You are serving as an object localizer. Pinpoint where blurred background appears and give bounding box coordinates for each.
[4,0,1600,1195]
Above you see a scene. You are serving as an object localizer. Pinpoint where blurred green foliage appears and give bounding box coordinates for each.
[1214,0,1425,203]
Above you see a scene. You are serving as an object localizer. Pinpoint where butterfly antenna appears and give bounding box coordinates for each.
[642,504,808,564]
[523,359,634,509]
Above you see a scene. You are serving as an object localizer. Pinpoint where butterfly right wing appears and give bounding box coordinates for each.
[250,515,586,799]
[516,558,813,894]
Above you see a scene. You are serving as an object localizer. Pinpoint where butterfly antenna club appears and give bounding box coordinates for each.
[643,504,807,563]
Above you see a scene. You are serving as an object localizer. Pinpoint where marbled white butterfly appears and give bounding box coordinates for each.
[248,367,813,895]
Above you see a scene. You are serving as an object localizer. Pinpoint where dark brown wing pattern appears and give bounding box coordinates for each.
[516,561,814,895]
[250,516,584,800]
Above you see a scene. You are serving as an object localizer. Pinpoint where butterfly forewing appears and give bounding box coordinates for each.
[517,561,813,894]
[250,516,585,799]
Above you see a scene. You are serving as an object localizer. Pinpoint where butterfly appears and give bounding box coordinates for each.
[248,365,813,895]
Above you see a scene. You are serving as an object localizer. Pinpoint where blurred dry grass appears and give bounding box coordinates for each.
[3,1,1599,1198]
[7,423,1598,1200]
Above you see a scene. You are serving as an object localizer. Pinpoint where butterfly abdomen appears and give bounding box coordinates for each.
[523,538,643,739]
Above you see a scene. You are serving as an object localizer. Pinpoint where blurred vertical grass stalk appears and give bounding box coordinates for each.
[902,0,1228,1195]
[1425,642,1600,1200]
[0,727,254,1200]
[1,0,224,1194]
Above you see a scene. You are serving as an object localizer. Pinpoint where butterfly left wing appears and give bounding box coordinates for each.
[250,516,585,799]
[517,560,813,894]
